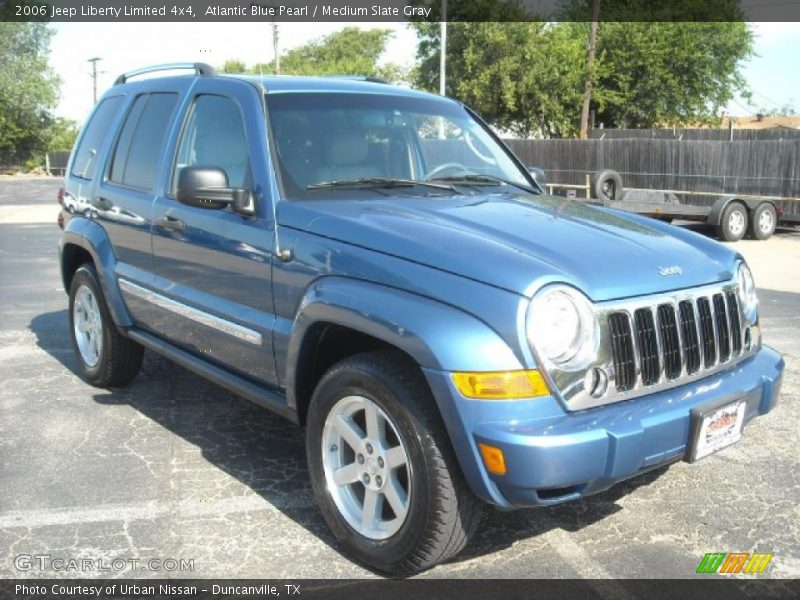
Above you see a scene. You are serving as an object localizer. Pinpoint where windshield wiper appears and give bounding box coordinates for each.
[430,174,541,194]
[307,177,457,193]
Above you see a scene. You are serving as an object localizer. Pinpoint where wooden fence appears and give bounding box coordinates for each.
[503,138,800,217]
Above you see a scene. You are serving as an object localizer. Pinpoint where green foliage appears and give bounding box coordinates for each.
[221,59,247,74]
[414,22,587,137]
[280,27,395,77]
[221,28,406,82]
[47,117,79,151]
[0,22,61,165]
[590,21,753,128]
[413,0,754,136]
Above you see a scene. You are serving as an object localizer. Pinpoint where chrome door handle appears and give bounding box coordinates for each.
[155,215,185,232]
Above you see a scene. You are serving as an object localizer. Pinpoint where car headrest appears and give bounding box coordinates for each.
[325,132,369,166]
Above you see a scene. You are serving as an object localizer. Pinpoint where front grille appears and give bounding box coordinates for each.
[606,283,748,395]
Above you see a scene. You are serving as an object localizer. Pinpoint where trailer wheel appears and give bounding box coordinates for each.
[748,203,777,240]
[718,202,748,242]
[591,169,624,202]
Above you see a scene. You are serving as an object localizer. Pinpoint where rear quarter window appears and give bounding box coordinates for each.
[108,92,179,192]
[70,96,123,180]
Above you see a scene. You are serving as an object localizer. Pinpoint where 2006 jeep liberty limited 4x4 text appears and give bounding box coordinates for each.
[59,63,784,575]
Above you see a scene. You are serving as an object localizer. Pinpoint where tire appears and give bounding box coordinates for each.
[748,202,777,240]
[591,168,624,202]
[67,205,75,214]
[717,202,748,242]
[68,264,143,387]
[305,350,483,576]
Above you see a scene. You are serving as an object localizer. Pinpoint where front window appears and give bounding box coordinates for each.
[266,92,535,199]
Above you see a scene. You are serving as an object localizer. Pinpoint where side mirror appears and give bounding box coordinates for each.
[176,166,253,215]
[527,166,547,189]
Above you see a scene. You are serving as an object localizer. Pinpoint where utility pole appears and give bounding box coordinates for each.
[439,0,447,96]
[579,0,600,139]
[272,23,280,74]
[88,57,102,104]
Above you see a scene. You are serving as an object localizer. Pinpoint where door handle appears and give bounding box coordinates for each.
[155,215,185,232]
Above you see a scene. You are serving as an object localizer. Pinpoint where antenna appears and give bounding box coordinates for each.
[259,23,291,262]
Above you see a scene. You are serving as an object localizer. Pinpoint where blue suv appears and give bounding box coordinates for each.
[59,63,784,575]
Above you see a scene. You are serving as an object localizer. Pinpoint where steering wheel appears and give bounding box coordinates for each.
[424,162,473,180]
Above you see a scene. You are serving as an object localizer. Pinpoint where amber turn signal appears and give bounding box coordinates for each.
[451,370,549,399]
[478,443,507,476]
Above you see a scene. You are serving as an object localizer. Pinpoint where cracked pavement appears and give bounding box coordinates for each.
[0,177,798,579]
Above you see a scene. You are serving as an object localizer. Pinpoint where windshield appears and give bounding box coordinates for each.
[266,92,534,199]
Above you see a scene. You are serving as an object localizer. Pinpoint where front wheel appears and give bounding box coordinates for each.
[305,351,483,576]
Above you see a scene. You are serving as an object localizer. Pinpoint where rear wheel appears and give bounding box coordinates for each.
[69,264,143,386]
[718,202,748,242]
[748,203,777,240]
[305,351,483,576]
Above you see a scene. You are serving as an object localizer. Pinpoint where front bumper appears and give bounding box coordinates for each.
[423,345,784,508]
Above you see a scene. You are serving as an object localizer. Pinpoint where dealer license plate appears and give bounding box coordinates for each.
[687,400,746,462]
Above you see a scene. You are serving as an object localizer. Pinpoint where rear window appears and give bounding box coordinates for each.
[70,96,123,180]
[108,93,179,192]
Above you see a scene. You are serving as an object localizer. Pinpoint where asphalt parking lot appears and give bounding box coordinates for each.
[1,177,798,580]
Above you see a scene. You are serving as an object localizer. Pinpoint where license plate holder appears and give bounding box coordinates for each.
[686,398,747,463]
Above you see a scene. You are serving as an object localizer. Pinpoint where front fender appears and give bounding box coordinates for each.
[285,276,524,409]
[60,217,132,327]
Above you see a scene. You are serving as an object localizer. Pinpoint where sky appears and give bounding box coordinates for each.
[49,21,800,124]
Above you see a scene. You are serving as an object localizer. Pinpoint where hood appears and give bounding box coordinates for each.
[278,193,737,302]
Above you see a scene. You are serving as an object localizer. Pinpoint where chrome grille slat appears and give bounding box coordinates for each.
[713,293,731,363]
[678,300,701,375]
[634,308,660,386]
[697,297,716,368]
[656,304,681,380]
[727,292,743,355]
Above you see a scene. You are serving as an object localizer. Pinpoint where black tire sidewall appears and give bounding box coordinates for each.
[592,169,624,201]
[68,265,114,383]
[750,204,776,240]
[306,363,432,572]
[720,203,748,242]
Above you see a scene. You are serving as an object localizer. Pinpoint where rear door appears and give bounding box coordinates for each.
[144,78,278,385]
[94,80,187,304]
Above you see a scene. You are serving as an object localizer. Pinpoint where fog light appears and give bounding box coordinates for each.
[583,367,608,398]
[452,370,549,399]
[478,443,507,476]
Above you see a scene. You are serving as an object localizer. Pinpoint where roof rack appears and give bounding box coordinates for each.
[114,62,216,86]
[320,75,390,85]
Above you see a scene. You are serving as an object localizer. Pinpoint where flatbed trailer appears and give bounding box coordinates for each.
[544,174,800,242]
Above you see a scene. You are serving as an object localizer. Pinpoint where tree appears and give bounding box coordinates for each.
[590,21,753,128]
[414,22,588,137]
[413,0,754,135]
[280,27,398,78]
[0,22,61,165]
[220,28,406,82]
[221,59,246,74]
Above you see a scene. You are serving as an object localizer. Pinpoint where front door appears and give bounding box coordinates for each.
[146,79,278,385]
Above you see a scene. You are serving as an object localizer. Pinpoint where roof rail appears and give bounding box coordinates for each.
[320,75,390,85]
[114,62,216,85]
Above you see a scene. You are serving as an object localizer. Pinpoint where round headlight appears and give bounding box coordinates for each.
[737,262,758,324]
[526,286,599,369]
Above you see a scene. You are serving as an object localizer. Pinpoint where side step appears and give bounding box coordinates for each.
[127,329,297,423]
